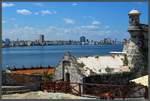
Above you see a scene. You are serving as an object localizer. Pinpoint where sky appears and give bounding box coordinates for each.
[2,2,148,41]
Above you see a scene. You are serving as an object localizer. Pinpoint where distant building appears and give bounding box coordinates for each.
[85,39,89,45]
[80,36,86,45]
[2,40,5,47]
[39,34,44,44]
[4,38,11,47]
[26,41,33,46]
[104,38,112,44]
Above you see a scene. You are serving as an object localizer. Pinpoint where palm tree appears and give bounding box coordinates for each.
[42,70,53,82]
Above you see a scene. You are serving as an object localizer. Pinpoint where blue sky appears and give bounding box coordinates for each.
[2,2,148,41]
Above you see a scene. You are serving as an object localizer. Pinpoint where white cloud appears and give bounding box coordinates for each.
[34,12,39,15]
[2,20,6,24]
[105,30,111,34]
[72,3,78,6]
[81,25,99,29]
[17,9,32,15]
[92,21,100,25]
[3,25,125,41]
[52,10,57,14]
[105,25,110,29]
[63,18,75,24]
[40,10,52,15]
[34,3,44,7]
[2,18,16,24]
[35,10,57,16]
[10,18,16,21]
[84,16,95,20]
[2,3,15,7]
[3,16,124,40]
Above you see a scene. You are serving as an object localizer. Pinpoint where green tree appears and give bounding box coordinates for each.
[42,71,53,82]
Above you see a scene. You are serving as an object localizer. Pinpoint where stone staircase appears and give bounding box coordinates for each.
[2,86,31,94]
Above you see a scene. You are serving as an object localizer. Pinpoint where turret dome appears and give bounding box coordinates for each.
[129,9,141,15]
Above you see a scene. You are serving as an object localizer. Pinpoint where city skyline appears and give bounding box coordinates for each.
[2,2,148,41]
[3,34,120,41]
[2,35,121,48]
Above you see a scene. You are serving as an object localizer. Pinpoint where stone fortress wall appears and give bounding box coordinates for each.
[123,9,148,77]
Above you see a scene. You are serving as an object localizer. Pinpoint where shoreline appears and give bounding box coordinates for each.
[2,44,123,48]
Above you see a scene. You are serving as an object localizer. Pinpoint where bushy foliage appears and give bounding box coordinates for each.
[95,56,99,59]
[42,71,53,82]
[123,54,128,66]
[77,62,85,68]
[84,72,135,85]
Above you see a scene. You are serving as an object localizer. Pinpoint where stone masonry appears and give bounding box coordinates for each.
[123,9,148,77]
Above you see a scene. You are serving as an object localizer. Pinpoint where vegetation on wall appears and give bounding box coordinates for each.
[42,71,53,82]
[77,62,85,68]
[83,72,136,85]
[95,55,99,59]
[123,54,128,66]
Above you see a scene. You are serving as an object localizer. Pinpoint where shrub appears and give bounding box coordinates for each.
[123,54,128,66]
[42,71,53,82]
[77,62,85,68]
[95,56,99,59]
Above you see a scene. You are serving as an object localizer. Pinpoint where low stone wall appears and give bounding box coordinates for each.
[82,73,147,98]
[2,73,42,91]
[83,72,134,85]
[82,84,146,98]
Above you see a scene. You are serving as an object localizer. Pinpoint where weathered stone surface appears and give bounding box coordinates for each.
[125,9,148,77]
[54,52,85,83]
